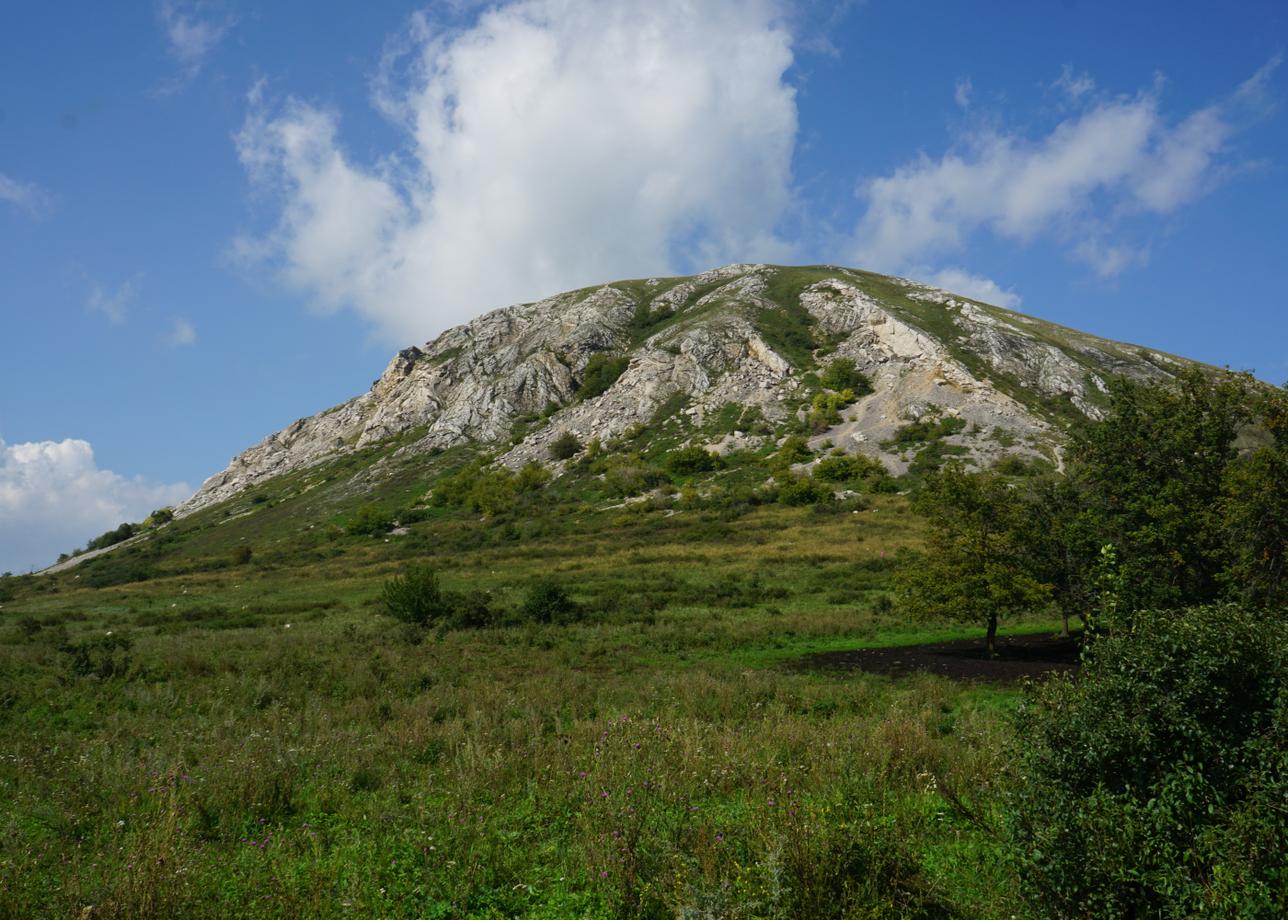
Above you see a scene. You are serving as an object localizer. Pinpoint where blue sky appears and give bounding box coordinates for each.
[1,0,1286,572]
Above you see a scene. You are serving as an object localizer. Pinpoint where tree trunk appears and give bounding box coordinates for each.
[1060,609,1070,637]
[986,613,998,657]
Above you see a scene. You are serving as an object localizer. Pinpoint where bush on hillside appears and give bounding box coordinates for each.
[346,505,395,536]
[665,445,723,476]
[521,580,579,624]
[380,565,495,629]
[775,435,813,466]
[1009,603,1288,917]
[820,357,873,396]
[549,431,583,461]
[578,353,630,400]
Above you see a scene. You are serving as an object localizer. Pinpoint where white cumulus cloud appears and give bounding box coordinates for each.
[234,0,799,344]
[853,58,1280,279]
[0,438,189,574]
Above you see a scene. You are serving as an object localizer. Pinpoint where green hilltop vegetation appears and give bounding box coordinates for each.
[1,291,1286,916]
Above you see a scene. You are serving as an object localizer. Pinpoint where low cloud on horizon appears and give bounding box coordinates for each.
[0,437,189,574]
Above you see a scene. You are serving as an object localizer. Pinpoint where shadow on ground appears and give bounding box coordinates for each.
[794,633,1081,683]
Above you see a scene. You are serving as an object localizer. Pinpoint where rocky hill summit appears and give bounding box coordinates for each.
[178,264,1187,515]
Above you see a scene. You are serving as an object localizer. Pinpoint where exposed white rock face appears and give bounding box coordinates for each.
[176,264,1188,515]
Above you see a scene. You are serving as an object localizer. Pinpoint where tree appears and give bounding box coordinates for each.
[898,465,1050,655]
[1067,368,1254,613]
[1017,476,1101,636]
[1220,383,1288,608]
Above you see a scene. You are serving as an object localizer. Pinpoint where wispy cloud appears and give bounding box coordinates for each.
[1052,64,1095,102]
[156,0,234,93]
[234,0,799,344]
[954,77,973,111]
[0,172,53,219]
[86,277,140,324]
[163,317,197,347]
[853,58,1281,280]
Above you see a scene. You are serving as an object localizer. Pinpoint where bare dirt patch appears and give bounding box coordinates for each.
[795,632,1081,684]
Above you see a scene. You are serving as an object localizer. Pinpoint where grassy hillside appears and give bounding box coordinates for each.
[0,431,1071,918]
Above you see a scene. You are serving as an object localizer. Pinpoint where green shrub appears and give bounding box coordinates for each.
[776,473,834,506]
[604,460,669,497]
[549,431,583,461]
[381,566,445,626]
[59,632,134,679]
[230,545,253,566]
[883,415,967,448]
[381,565,495,630]
[521,580,579,623]
[808,389,857,431]
[346,505,395,536]
[814,453,894,490]
[579,353,630,400]
[86,521,138,552]
[776,435,813,466]
[1010,604,1288,918]
[820,357,873,396]
[516,461,551,491]
[665,445,723,475]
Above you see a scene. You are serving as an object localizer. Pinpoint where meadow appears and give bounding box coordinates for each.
[0,492,1057,919]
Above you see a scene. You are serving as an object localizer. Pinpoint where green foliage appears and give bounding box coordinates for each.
[1220,383,1288,607]
[1014,477,1101,635]
[813,453,895,491]
[819,357,873,396]
[775,472,834,506]
[808,389,857,431]
[86,521,138,552]
[1068,368,1255,613]
[433,461,547,516]
[883,415,967,448]
[230,545,253,566]
[548,430,583,461]
[345,505,395,536]
[380,564,444,626]
[775,434,813,466]
[597,452,669,497]
[898,465,1050,653]
[146,507,175,526]
[664,445,723,476]
[59,632,134,679]
[578,352,630,400]
[521,580,578,624]
[1010,604,1288,918]
[380,564,494,629]
[515,461,552,492]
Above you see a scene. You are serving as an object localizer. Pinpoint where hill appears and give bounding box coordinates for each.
[178,263,1187,518]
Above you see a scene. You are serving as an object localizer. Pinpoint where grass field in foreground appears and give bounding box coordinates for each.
[0,497,1060,918]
